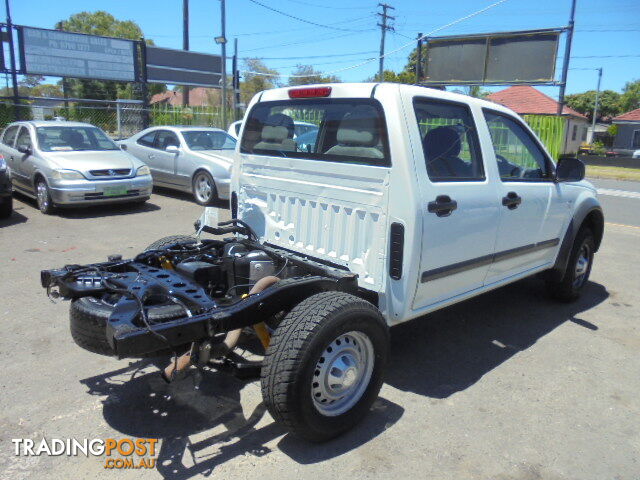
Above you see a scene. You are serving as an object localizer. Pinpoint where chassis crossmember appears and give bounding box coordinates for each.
[41,241,358,357]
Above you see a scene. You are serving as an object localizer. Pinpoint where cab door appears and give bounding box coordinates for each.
[481,109,567,284]
[0,125,22,188]
[410,97,501,310]
[14,126,36,190]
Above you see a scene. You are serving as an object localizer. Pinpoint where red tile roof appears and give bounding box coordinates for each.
[612,108,640,122]
[150,87,215,107]
[486,85,587,118]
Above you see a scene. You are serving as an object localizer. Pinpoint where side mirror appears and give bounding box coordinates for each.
[17,145,32,155]
[165,145,180,154]
[555,157,585,182]
[120,144,127,151]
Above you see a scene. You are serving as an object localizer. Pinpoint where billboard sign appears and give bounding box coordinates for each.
[146,46,222,87]
[423,29,561,85]
[20,26,137,82]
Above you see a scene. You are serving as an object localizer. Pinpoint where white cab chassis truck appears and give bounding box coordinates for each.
[42,83,603,442]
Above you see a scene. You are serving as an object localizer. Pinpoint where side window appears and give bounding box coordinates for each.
[633,130,640,149]
[154,130,179,151]
[2,125,20,147]
[484,110,550,181]
[571,124,577,141]
[15,127,33,150]
[413,98,484,182]
[137,131,157,148]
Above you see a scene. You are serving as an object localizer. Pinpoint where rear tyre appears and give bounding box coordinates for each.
[192,171,217,206]
[261,291,389,442]
[70,296,187,357]
[35,178,54,214]
[0,196,12,219]
[145,235,196,251]
[546,227,595,302]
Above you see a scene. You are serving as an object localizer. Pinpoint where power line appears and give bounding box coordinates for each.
[246,0,370,32]
[242,0,512,78]
[242,50,378,60]
[241,29,374,52]
[277,0,372,10]
[573,54,640,58]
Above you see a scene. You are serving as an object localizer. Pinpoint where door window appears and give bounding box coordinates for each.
[137,131,157,148]
[484,110,550,181]
[633,130,640,149]
[154,130,180,151]
[15,127,32,151]
[2,125,20,147]
[413,99,484,182]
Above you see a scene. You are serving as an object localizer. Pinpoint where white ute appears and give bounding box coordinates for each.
[228,82,604,439]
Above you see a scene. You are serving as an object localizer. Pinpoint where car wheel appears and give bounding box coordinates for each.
[546,227,595,302]
[145,235,196,251]
[192,171,217,206]
[261,291,389,442]
[70,295,188,357]
[0,196,12,219]
[35,178,54,214]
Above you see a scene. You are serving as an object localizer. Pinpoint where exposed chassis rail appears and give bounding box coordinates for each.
[41,241,358,358]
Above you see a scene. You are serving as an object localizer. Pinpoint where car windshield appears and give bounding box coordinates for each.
[36,126,119,152]
[183,130,237,150]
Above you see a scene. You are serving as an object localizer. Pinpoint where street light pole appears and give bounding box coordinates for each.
[183,0,190,106]
[591,67,602,143]
[220,0,227,129]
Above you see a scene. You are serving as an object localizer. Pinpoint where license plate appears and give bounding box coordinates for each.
[103,185,129,197]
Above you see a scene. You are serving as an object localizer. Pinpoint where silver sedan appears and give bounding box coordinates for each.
[119,126,236,205]
[0,121,152,214]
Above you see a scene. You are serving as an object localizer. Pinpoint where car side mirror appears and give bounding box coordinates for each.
[165,145,180,154]
[17,145,32,155]
[120,144,127,151]
[555,157,585,182]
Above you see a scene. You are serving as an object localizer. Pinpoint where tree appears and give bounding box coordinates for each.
[55,11,166,101]
[288,65,340,86]
[620,79,640,112]
[240,58,281,103]
[566,90,622,121]
[19,75,45,89]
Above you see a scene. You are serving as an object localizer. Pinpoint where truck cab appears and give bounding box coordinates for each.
[233,83,603,324]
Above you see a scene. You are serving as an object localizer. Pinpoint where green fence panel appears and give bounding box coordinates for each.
[523,114,566,160]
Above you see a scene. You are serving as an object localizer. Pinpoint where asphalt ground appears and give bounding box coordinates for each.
[0,180,638,480]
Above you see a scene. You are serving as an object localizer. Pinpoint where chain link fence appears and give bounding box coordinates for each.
[0,98,237,139]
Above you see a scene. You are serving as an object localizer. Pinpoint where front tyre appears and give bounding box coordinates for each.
[36,178,54,214]
[192,171,217,206]
[261,291,389,442]
[546,227,595,302]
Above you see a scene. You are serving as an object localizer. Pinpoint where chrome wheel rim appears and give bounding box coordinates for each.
[194,174,213,203]
[311,331,374,417]
[36,182,49,211]
[573,243,591,288]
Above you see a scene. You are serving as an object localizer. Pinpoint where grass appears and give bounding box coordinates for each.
[586,165,640,182]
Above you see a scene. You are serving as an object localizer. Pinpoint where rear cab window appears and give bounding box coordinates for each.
[240,99,390,167]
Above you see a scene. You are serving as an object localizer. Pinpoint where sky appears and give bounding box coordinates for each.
[6,0,640,99]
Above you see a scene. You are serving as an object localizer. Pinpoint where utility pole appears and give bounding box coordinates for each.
[557,0,577,115]
[220,0,227,129]
[4,0,19,120]
[232,38,240,121]
[590,67,602,143]
[415,32,423,83]
[182,0,189,106]
[377,3,395,81]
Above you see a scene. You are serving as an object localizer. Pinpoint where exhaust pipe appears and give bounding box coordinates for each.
[162,275,280,381]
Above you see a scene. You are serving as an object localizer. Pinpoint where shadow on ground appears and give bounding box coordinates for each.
[12,191,160,219]
[82,359,402,479]
[152,186,229,210]
[386,278,608,398]
[0,208,27,227]
[81,277,607,479]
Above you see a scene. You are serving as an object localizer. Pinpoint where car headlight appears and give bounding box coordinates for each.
[0,156,6,171]
[136,165,151,176]
[51,169,84,180]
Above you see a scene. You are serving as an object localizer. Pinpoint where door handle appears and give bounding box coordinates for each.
[148,154,155,159]
[427,195,458,217]
[502,191,522,210]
